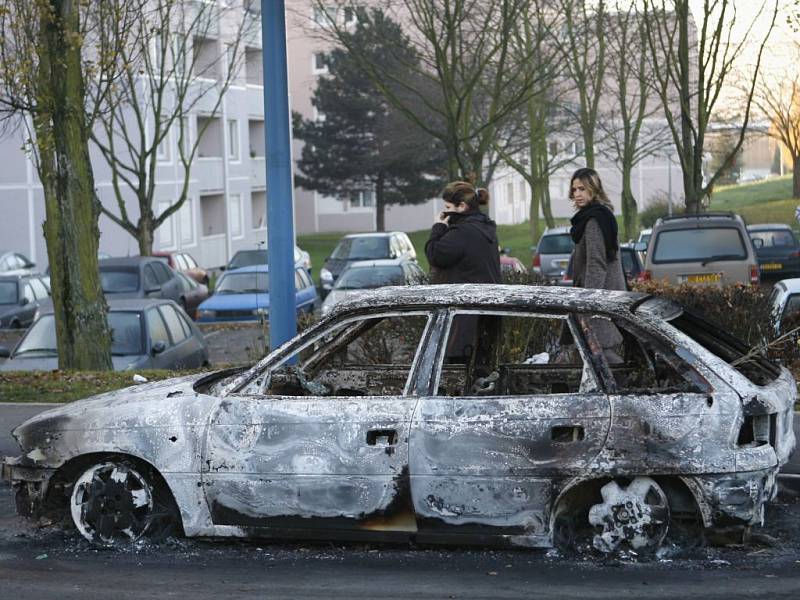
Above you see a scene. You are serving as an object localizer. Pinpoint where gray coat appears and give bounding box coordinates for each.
[572,218,626,352]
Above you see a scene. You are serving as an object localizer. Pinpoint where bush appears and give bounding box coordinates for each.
[638,196,674,229]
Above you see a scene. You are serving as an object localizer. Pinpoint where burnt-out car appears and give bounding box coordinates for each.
[1,285,795,553]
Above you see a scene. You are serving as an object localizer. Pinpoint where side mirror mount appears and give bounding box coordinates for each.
[220,265,227,271]
[19,297,29,306]
[145,285,162,295]
[0,345,10,358]
[25,261,35,269]
[151,340,167,356]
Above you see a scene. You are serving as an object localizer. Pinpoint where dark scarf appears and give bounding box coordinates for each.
[570,203,619,261]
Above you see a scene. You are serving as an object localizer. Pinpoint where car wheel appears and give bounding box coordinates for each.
[9,319,20,329]
[69,460,179,546]
[587,477,670,554]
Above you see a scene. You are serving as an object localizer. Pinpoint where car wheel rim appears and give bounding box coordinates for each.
[70,462,154,546]
[588,477,670,553]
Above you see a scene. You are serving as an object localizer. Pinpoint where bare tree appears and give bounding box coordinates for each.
[601,2,671,239]
[550,0,608,169]
[312,0,554,184]
[642,0,778,213]
[88,0,254,255]
[754,42,800,198]
[0,0,142,370]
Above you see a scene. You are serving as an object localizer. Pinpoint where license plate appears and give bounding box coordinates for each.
[761,263,783,271]
[686,273,722,284]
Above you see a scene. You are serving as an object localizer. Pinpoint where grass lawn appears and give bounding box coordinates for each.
[710,175,793,210]
[0,370,203,403]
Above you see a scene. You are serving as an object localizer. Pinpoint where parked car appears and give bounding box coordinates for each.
[0,274,50,329]
[500,254,528,276]
[768,278,800,334]
[0,298,208,371]
[320,232,417,292]
[2,285,794,553]
[560,244,644,287]
[532,226,574,282]
[747,224,800,279]
[197,265,317,322]
[42,251,111,290]
[225,245,311,274]
[99,257,184,304]
[320,258,426,316]
[642,212,759,286]
[175,271,210,320]
[0,251,36,276]
[153,251,209,285]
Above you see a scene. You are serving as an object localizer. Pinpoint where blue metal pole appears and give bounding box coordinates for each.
[261,0,296,350]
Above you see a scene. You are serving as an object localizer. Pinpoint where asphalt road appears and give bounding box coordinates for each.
[2,405,800,599]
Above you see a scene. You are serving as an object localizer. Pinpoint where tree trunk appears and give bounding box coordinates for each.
[620,164,638,241]
[375,173,386,232]
[793,154,800,199]
[528,179,539,242]
[138,209,155,256]
[38,0,112,371]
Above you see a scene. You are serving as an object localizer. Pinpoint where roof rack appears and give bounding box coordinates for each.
[657,211,738,222]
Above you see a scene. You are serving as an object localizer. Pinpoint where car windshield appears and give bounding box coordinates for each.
[639,233,651,244]
[331,237,390,260]
[228,250,268,270]
[750,229,797,248]
[0,281,17,304]
[652,227,747,263]
[537,234,574,254]
[334,266,405,290]
[216,272,269,294]
[100,268,140,293]
[14,312,144,357]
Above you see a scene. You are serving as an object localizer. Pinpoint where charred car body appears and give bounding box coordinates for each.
[2,285,795,553]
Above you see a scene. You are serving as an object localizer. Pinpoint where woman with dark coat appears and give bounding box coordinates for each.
[568,167,625,361]
[425,181,502,285]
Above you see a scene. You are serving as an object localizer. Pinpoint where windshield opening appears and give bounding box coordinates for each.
[331,237,390,260]
[334,266,404,290]
[537,234,574,254]
[228,250,268,270]
[100,269,140,293]
[216,272,269,294]
[0,281,17,304]
[749,229,798,249]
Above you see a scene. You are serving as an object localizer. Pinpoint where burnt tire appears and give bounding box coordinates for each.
[69,460,179,547]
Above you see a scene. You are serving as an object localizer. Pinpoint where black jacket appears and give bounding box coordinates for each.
[425,211,502,284]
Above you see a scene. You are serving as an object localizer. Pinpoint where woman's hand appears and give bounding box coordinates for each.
[436,211,450,225]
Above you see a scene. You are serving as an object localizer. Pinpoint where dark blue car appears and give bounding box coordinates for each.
[196,265,317,322]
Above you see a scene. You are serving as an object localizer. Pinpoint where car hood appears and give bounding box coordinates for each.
[0,355,147,372]
[0,304,21,317]
[9,372,220,469]
[103,290,143,299]
[199,293,269,312]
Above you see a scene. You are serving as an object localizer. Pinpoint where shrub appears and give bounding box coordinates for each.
[638,196,674,229]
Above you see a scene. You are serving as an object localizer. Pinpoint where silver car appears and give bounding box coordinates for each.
[532,226,574,281]
[2,285,795,553]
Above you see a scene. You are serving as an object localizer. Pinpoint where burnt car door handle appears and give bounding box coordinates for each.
[366,429,398,446]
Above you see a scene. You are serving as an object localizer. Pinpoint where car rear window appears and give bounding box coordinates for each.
[537,234,574,254]
[651,227,747,264]
[100,268,140,293]
[335,266,405,290]
[749,229,798,248]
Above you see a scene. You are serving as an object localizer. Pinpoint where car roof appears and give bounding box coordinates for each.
[0,273,34,282]
[654,212,745,230]
[341,232,403,239]
[345,258,410,268]
[223,264,270,273]
[541,226,571,236]
[38,297,175,314]
[328,284,646,317]
[99,257,159,267]
[747,223,794,231]
[775,278,800,294]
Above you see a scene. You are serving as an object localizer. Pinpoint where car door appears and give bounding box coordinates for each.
[158,303,205,368]
[203,311,433,535]
[145,306,174,367]
[19,282,37,326]
[409,310,611,544]
[294,267,315,313]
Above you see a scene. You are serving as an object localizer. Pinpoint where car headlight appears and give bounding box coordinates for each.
[197,310,216,319]
[320,268,333,282]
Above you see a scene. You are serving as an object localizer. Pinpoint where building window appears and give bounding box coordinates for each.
[228,119,240,161]
[229,193,243,238]
[200,193,226,237]
[312,52,328,74]
[549,141,559,157]
[349,190,374,208]
[197,115,223,158]
[248,119,265,157]
[157,201,175,247]
[180,198,194,245]
[251,191,266,230]
[313,107,326,123]
[344,6,357,25]
[244,47,263,86]
[313,5,336,27]
[156,125,172,163]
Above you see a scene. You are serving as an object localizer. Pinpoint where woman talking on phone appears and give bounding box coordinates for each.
[424,180,502,285]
